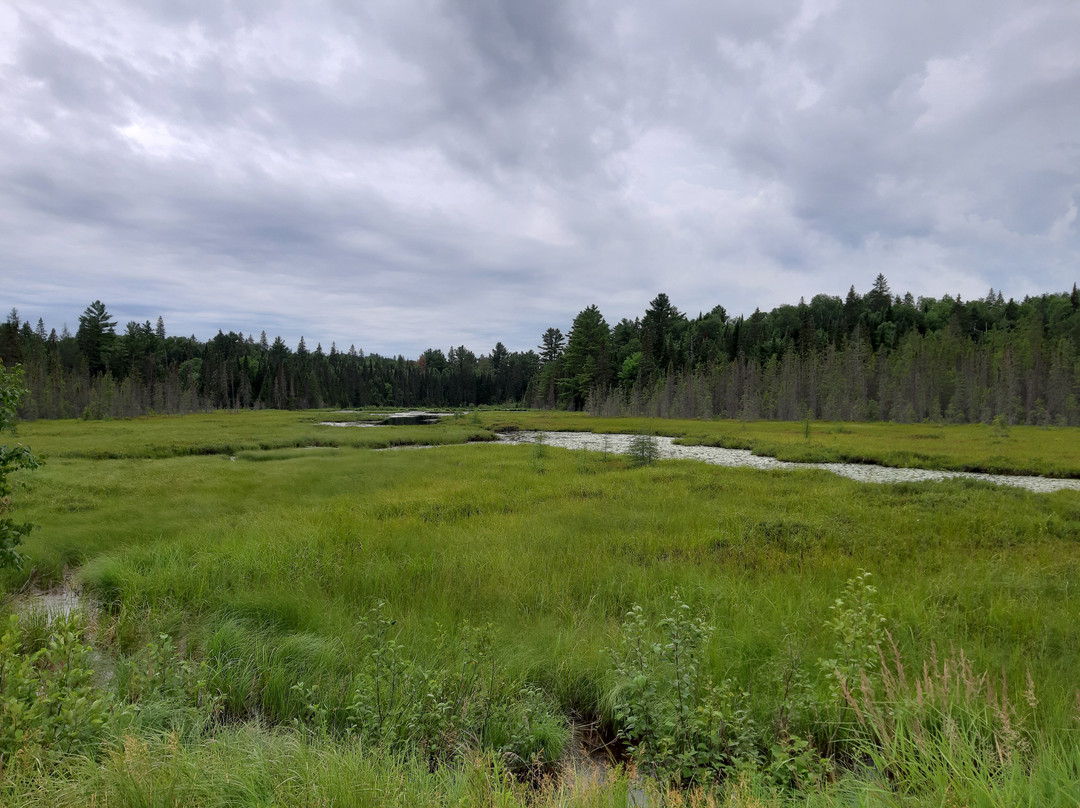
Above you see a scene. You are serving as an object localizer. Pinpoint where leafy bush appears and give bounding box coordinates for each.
[0,363,40,568]
[609,594,770,784]
[284,603,567,775]
[817,570,886,701]
[0,613,124,773]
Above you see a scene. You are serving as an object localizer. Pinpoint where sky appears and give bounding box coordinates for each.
[2,1,1078,357]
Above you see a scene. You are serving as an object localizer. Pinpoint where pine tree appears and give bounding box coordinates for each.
[641,292,686,378]
[539,328,565,364]
[76,300,117,375]
[0,310,20,365]
[866,274,892,315]
[560,305,612,409]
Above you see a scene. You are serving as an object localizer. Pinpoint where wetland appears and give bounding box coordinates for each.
[3,410,1080,806]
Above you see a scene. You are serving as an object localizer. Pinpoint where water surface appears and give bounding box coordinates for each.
[498,431,1080,493]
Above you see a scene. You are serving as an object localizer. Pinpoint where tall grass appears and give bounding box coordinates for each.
[3,412,1080,803]
[16,409,493,460]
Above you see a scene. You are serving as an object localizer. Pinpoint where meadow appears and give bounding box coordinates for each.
[2,411,1080,805]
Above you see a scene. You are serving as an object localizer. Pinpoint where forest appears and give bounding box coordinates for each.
[3,275,1079,425]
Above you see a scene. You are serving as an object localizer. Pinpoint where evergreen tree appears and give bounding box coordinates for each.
[560,305,612,409]
[642,293,685,373]
[9,285,1080,425]
[843,285,863,332]
[866,274,892,315]
[490,342,508,371]
[0,310,20,365]
[539,328,565,364]
[77,300,117,375]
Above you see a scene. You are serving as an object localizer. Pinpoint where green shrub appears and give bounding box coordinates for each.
[341,606,566,773]
[0,362,40,569]
[608,594,765,784]
[628,433,660,467]
[817,570,886,701]
[0,612,124,773]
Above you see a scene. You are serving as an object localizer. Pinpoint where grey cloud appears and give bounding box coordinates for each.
[1,0,1077,357]
[446,0,583,93]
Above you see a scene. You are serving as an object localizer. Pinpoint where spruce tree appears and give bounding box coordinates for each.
[76,300,117,375]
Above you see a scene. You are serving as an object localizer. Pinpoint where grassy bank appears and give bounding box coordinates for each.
[3,412,1080,804]
[17,409,492,460]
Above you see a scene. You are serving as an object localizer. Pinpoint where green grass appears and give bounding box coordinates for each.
[478,411,1080,477]
[4,410,1080,804]
[15,409,492,460]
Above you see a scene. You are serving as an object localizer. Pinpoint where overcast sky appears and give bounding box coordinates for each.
[2,1,1078,356]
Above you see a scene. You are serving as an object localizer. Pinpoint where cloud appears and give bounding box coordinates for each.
[1,0,1077,356]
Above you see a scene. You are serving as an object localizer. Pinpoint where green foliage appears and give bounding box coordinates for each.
[627,432,659,466]
[992,413,1012,437]
[609,595,757,784]
[0,363,40,568]
[5,413,1080,803]
[559,305,611,410]
[13,284,1080,425]
[0,613,123,774]
[538,327,564,365]
[817,571,886,701]
[609,594,831,789]
[279,605,567,773]
[350,608,565,772]
[3,598,565,780]
[121,630,207,709]
[75,300,117,376]
[619,350,642,391]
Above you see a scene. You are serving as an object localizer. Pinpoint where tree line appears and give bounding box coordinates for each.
[3,275,1079,424]
[541,277,1080,425]
[0,303,539,419]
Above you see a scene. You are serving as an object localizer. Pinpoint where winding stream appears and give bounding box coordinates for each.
[497,431,1080,493]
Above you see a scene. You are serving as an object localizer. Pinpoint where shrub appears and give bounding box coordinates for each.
[817,570,887,702]
[0,363,40,568]
[0,612,125,774]
[608,594,766,784]
[628,433,660,467]
[287,604,567,775]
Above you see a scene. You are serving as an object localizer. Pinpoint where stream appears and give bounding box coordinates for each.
[496,431,1080,493]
